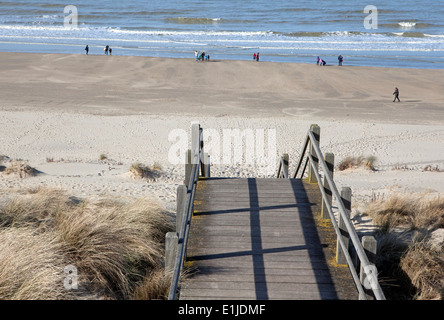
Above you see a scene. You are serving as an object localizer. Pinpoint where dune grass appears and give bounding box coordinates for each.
[338,156,377,171]
[3,161,39,178]
[0,188,174,300]
[363,194,444,300]
[129,162,162,181]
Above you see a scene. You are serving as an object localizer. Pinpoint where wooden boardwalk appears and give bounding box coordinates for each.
[179,177,357,300]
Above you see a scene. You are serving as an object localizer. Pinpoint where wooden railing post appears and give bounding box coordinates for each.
[184,149,192,187]
[176,185,187,237]
[203,153,210,177]
[282,153,289,178]
[360,236,378,300]
[336,187,351,265]
[308,124,320,183]
[321,153,334,219]
[191,123,200,164]
[165,232,179,273]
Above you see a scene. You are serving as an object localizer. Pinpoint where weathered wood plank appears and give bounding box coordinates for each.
[180,178,355,300]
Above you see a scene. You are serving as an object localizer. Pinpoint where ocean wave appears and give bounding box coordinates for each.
[117,10,196,16]
[109,28,271,37]
[0,24,86,32]
[270,8,313,12]
[0,1,29,7]
[165,17,224,24]
[424,34,444,38]
[393,32,427,38]
[399,21,417,28]
[39,3,67,8]
[380,22,433,29]
[280,31,367,37]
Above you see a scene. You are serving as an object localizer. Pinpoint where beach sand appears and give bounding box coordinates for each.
[1,52,444,218]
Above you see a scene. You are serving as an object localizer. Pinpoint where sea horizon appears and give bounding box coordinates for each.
[1,0,443,69]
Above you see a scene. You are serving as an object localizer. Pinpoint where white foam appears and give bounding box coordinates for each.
[398,22,416,28]
[424,34,444,38]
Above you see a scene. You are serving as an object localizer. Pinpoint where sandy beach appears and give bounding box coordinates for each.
[1,52,444,214]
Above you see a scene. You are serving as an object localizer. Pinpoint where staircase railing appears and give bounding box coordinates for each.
[277,124,386,300]
[166,123,209,300]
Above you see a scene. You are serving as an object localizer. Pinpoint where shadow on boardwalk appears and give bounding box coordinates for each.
[180,177,357,300]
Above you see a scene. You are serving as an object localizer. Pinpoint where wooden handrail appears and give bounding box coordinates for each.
[167,123,207,300]
[278,125,386,300]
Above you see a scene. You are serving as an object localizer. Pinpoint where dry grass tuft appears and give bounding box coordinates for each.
[0,227,75,300]
[422,165,444,172]
[129,162,162,181]
[400,241,444,300]
[0,188,174,300]
[363,194,444,299]
[338,156,377,171]
[132,269,173,300]
[3,161,40,178]
[365,194,444,232]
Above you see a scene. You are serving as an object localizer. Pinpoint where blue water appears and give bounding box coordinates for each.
[1,0,444,68]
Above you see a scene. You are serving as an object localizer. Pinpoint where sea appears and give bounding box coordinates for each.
[1,0,444,69]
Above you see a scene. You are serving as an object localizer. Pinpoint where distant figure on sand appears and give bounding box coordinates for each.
[316,56,320,65]
[393,87,400,102]
[338,55,343,66]
[319,58,326,66]
[253,53,256,61]
[256,52,259,61]
[109,48,112,55]
[104,45,109,55]
[85,45,89,55]
[195,50,199,61]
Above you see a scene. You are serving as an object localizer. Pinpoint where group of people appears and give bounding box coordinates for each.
[84,45,113,55]
[316,56,327,66]
[195,51,210,61]
[253,52,260,61]
[104,45,112,55]
[315,54,401,102]
[316,55,343,66]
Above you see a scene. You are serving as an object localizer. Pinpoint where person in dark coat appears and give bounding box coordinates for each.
[338,55,343,66]
[85,45,89,55]
[393,87,400,102]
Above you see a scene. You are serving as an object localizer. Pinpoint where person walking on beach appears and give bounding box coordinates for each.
[109,47,112,55]
[316,56,320,65]
[393,87,400,102]
[85,45,89,55]
[195,50,199,61]
[104,45,109,55]
[256,52,259,61]
[338,55,343,66]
